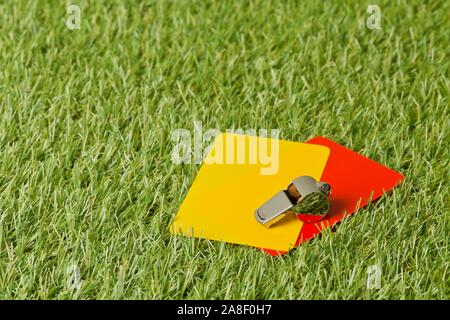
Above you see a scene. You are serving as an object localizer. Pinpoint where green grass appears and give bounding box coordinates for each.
[0,0,448,299]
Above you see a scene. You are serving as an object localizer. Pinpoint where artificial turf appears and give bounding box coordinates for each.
[0,0,448,299]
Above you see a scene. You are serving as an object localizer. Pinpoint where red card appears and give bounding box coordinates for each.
[263,137,404,256]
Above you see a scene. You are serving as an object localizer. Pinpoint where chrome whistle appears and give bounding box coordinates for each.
[255,176,332,227]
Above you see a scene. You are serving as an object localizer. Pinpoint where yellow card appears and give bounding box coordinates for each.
[170,133,330,252]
